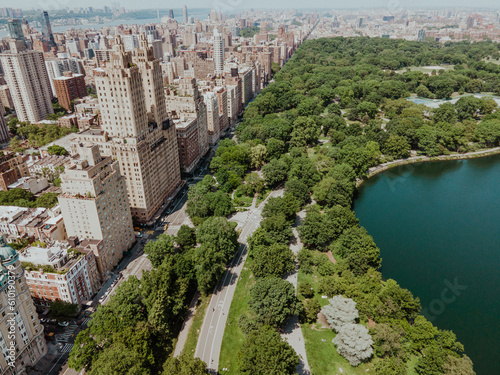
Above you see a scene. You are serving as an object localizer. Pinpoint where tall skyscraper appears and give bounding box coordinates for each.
[0,238,47,372]
[183,5,188,24]
[417,29,426,42]
[168,9,174,19]
[0,41,53,123]
[7,19,24,41]
[213,28,225,76]
[92,36,181,222]
[58,143,135,276]
[41,11,56,48]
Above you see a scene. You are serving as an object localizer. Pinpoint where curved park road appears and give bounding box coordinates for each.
[194,191,282,373]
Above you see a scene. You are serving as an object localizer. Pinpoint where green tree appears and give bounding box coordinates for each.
[249,277,301,328]
[266,138,286,160]
[48,300,79,319]
[383,135,411,158]
[288,156,321,188]
[249,243,295,278]
[284,178,310,206]
[176,225,196,250]
[47,145,68,155]
[162,354,210,375]
[236,326,299,375]
[332,226,381,275]
[144,234,176,268]
[262,194,300,222]
[262,158,288,187]
[250,144,267,169]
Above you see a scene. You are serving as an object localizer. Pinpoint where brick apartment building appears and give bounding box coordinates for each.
[53,72,87,111]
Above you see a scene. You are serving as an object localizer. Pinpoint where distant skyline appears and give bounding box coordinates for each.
[2,1,500,11]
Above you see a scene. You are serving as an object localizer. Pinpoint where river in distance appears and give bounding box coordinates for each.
[354,154,500,375]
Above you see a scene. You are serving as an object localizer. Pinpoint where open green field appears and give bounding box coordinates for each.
[218,264,255,374]
[396,65,454,74]
[302,322,374,375]
[482,57,500,65]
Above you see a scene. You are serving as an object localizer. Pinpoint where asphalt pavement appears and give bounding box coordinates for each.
[195,190,282,373]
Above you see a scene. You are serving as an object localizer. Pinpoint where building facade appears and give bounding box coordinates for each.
[92,36,181,222]
[58,143,134,276]
[0,42,53,123]
[20,242,100,307]
[0,238,47,374]
[53,73,86,111]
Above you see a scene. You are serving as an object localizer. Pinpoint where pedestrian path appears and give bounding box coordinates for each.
[281,210,311,375]
[56,324,78,343]
[60,343,73,353]
[82,318,91,326]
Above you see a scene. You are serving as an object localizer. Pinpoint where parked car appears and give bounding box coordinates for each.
[58,321,70,327]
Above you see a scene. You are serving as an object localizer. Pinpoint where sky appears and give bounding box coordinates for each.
[2,0,500,10]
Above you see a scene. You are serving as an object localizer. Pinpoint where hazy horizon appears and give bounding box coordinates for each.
[1,1,499,12]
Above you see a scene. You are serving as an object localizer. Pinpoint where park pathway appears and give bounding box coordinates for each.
[281,210,311,375]
[173,291,200,357]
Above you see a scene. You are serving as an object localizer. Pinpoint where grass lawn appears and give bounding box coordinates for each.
[218,265,255,374]
[233,195,253,207]
[396,65,454,74]
[181,295,210,358]
[302,323,374,375]
[482,57,500,65]
[256,187,272,207]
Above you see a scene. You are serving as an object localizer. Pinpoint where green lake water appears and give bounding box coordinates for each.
[354,154,500,375]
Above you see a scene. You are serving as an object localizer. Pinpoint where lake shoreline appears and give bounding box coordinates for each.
[356,146,500,188]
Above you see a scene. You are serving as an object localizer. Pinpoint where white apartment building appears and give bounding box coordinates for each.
[19,242,100,306]
[0,41,53,123]
[204,91,220,145]
[0,238,46,373]
[58,143,134,276]
[213,28,225,76]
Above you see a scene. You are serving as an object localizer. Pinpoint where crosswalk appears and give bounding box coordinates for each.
[56,324,78,343]
[60,343,73,353]
[82,317,91,325]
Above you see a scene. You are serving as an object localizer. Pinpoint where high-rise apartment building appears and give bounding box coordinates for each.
[53,72,87,111]
[0,41,53,123]
[7,19,24,42]
[213,28,225,76]
[58,143,134,276]
[166,77,209,157]
[0,238,47,372]
[0,85,15,110]
[45,57,82,96]
[42,11,56,49]
[204,92,220,145]
[183,5,188,24]
[92,36,181,222]
[417,29,426,42]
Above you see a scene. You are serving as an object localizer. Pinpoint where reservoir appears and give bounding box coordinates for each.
[354,154,500,375]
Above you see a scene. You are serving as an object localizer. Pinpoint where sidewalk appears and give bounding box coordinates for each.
[281,210,311,375]
[173,291,200,357]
